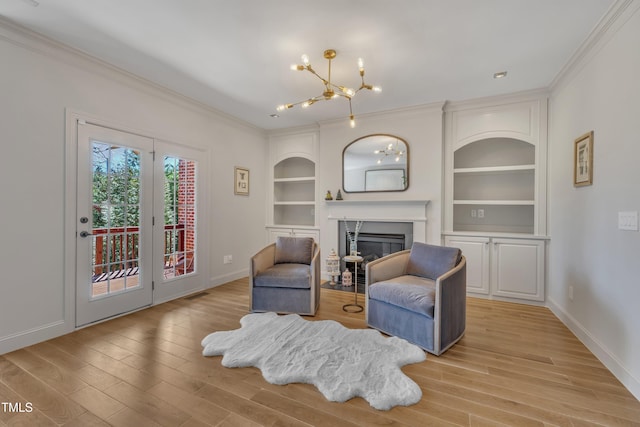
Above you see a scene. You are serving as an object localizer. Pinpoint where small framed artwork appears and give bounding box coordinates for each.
[574,131,594,187]
[234,166,249,195]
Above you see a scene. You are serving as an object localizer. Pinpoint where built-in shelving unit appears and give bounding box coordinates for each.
[443,95,549,303]
[267,131,319,242]
[452,136,537,234]
[273,157,315,227]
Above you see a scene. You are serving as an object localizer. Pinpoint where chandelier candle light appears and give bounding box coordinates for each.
[344,219,363,256]
[277,49,381,128]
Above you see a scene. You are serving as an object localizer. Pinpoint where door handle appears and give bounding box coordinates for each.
[79,231,91,238]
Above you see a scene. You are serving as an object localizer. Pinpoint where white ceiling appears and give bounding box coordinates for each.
[1,0,615,130]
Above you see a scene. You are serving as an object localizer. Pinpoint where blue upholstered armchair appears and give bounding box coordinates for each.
[250,236,320,316]
[365,242,466,355]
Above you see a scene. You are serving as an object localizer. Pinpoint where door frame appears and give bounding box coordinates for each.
[64,109,210,329]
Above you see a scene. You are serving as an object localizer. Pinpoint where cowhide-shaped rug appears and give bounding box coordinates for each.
[201,312,426,410]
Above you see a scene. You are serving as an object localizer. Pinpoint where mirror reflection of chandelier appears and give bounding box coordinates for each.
[375,139,405,164]
[277,49,381,128]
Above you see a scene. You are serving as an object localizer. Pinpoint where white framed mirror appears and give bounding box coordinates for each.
[342,134,409,192]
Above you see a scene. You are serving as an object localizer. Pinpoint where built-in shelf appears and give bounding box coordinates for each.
[274,201,315,205]
[453,164,535,174]
[274,176,315,183]
[450,136,538,234]
[272,155,316,228]
[453,200,535,205]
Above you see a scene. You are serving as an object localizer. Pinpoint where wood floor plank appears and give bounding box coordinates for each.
[0,278,638,426]
[195,383,312,427]
[2,349,87,396]
[147,381,230,426]
[103,381,191,427]
[0,357,86,425]
[67,384,125,420]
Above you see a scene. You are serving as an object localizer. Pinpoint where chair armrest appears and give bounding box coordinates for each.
[250,243,276,279]
[434,255,467,353]
[365,250,410,286]
[310,243,320,286]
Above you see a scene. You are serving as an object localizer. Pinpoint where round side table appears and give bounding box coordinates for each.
[342,255,364,313]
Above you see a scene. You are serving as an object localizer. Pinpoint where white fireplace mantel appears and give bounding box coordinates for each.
[325,199,430,243]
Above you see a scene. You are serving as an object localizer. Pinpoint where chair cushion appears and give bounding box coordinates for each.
[254,263,311,289]
[274,236,314,265]
[405,242,461,280]
[368,275,436,318]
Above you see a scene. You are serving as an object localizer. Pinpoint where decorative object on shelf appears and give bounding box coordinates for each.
[276,49,381,128]
[326,249,340,285]
[574,131,594,187]
[342,268,352,287]
[234,166,249,196]
[336,189,343,200]
[344,219,363,256]
[325,190,333,200]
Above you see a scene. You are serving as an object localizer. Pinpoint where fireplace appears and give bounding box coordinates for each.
[338,221,413,285]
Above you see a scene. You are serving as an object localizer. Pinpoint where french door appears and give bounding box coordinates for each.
[76,123,154,326]
[75,121,205,326]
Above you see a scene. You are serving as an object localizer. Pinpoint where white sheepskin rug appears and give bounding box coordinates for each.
[201,312,426,410]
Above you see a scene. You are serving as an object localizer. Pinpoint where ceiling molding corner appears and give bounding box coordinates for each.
[549,0,640,94]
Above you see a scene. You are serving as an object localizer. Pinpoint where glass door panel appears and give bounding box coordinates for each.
[76,123,153,327]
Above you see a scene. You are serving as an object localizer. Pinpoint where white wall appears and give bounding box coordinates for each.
[547,4,640,398]
[317,104,445,259]
[0,20,267,354]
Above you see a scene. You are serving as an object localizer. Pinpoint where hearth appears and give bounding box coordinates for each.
[337,221,413,286]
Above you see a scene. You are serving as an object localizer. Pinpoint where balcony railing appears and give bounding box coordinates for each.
[91,224,188,282]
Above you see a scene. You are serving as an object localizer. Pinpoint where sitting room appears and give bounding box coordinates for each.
[1,0,639,425]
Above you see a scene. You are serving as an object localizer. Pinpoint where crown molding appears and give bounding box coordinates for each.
[0,16,265,136]
[266,124,320,138]
[550,0,640,94]
[317,101,446,129]
[444,88,549,113]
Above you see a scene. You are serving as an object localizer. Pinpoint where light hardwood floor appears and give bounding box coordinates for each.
[1,278,639,426]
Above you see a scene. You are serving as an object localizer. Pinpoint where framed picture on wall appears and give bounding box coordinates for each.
[234,166,249,195]
[574,131,594,187]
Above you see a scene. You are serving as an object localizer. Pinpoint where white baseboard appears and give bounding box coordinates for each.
[547,297,640,401]
[0,320,70,356]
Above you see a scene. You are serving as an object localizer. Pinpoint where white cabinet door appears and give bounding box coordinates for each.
[491,238,545,301]
[445,236,490,295]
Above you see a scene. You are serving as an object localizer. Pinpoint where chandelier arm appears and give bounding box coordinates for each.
[305,67,329,87]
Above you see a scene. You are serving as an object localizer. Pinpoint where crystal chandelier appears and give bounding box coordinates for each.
[277,49,381,128]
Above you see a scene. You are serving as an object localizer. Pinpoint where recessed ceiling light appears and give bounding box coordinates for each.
[270,113,279,118]
[493,71,508,79]
[21,0,40,6]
